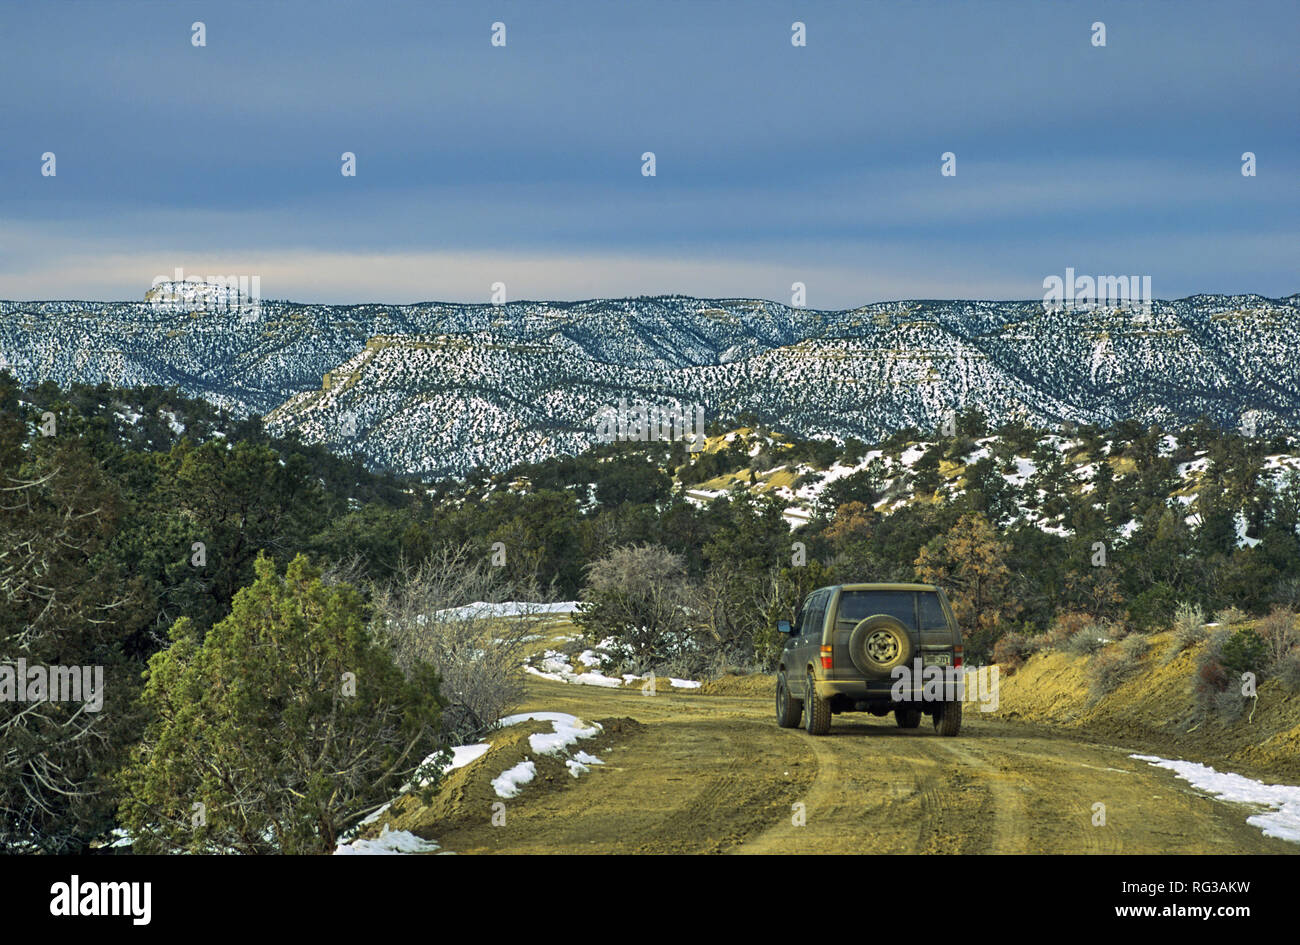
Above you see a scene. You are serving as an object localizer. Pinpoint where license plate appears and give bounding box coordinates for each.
[922,653,952,667]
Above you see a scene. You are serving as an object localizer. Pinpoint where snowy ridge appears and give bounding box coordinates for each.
[2,293,1297,476]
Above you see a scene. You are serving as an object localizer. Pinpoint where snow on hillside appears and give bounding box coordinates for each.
[8,293,1298,478]
[335,825,442,855]
[433,600,581,620]
[336,711,607,854]
[674,424,1300,551]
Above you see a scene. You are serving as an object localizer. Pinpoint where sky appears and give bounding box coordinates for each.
[0,0,1295,307]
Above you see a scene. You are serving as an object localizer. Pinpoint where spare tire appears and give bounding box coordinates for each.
[848,614,913,677]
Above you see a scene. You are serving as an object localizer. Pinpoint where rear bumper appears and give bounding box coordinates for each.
[815,674,959,704]
[816,678,899,700]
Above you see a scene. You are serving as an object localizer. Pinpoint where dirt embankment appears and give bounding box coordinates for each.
[987,630,1300,784]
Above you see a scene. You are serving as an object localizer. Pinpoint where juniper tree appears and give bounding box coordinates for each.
[119,553,444,854]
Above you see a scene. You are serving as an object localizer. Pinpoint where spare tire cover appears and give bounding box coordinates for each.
[848,614,913,677]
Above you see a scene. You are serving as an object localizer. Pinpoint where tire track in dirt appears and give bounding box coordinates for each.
[733,731,843,854]
[735,718,991,854]
[926,740,1034,854]
[940,737,1127,853]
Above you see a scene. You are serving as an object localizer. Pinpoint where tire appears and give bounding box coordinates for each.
[895,706,922,729]
[804,672,831,736]
[934,699,962,737]
[776,671,803,728]
[848,615,913,677]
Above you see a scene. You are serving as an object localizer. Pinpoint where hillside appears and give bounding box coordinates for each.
[989,628,1300,784]
[2,291,1297,477]
[485,420,1300,550]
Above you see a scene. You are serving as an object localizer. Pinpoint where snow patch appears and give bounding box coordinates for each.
[447,743,490,771]
[434,600,581,620]
[513,714,602,757]
[335,825,441,855]
[524,661,624,688]
[159,409,185,434]
[1235,511,1261,548]
[491,760,537,798]
[1131,755,1300,844]
[1002,457,1036,487]
[899,444,929,468]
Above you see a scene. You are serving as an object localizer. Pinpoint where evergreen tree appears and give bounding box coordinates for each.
[119,554,443,854]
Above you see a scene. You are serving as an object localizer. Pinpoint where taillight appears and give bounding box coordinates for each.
[954,645,964,669]
[820,645,833,670]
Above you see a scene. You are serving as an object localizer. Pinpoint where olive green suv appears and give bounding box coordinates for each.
[775,583,964,736]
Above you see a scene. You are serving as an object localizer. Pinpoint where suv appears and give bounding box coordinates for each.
[775,583,964,736]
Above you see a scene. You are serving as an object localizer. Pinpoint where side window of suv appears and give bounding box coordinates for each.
[793,595,812,637]
[803,592,827,638]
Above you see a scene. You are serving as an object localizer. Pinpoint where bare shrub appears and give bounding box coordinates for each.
[1172,602,1207,654]
[1197,658,1229,695]
[1199,626,1231,671]
[692,559,813,672]
[1275,651,1300,692]
[576,543,695,670]
[1212,605,1248,628]
[992,631,1033,673]
[1087,644,1140,700]
[371,544,544,744]
[319,552,373,595]
[1193,627,1247,721]
[1066,623,1111,656]
[691,561,761,659]
[655,653,710,682]
[1211,688,1247,722]
[1120,632,1150,661]
[1040,612,1094,650]
[1257,605,1299,674]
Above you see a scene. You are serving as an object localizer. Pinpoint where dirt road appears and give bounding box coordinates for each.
[426,675,1297,854]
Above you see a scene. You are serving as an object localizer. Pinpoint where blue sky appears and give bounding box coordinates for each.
[1,0,1295,306]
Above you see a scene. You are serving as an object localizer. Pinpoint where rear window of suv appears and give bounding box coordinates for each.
[836,590,950,630]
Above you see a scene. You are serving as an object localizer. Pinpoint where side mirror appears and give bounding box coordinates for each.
[777,619,792,635]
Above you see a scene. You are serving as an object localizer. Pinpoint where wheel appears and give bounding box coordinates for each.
[803,672,831,736]
[934,699,962,737]
[847,615,913,677]
[895,706,922,729]
[776,671,803,728]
